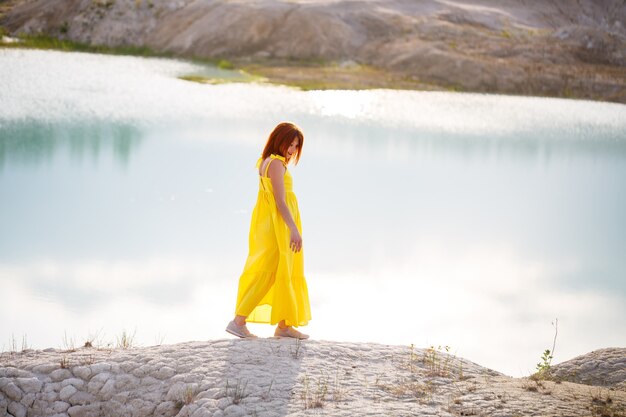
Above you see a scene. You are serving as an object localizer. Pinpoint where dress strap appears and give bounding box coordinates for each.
[262,154,286,177]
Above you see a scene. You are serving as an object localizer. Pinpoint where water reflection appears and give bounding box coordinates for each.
[0,120,143,170]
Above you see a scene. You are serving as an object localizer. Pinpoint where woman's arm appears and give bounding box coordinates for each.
[268,160,302,252]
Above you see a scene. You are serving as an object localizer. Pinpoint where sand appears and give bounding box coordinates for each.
[1,339,625,416]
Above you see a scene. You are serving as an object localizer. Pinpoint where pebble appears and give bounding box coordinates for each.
[8,401,27,417]
[50,369,73,382]
[69,390,96,406]
[72,366,92,380]
[86,372,110,395]
[223,404,244,416]
[192,406,213,417]
[2,381,23,401]
[19,392,35,407]
[61,378,86,389]
[99,378,117,400]
[53,400,71,413]
[59,385,78,401]
[154,400,177,415]
[33,363,59,374]
[89,363,111,374]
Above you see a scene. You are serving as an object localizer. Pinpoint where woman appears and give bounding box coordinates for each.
[226,122,311,339]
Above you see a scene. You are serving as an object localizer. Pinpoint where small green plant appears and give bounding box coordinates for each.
[533,318,558,380]
[116,329,136,349]
[536,349,553,375]
[60,21,69,34]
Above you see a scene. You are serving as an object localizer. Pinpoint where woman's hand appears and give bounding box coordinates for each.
[268,158,302,253]
[290,227,303,253]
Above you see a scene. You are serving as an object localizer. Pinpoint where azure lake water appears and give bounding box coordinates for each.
[1,49,625,377]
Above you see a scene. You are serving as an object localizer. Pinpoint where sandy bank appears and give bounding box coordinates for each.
[1,0,625,103]
[1,340,625,417]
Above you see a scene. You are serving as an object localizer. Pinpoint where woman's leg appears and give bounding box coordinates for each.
[234,315,247,326]
[278,320,288,329]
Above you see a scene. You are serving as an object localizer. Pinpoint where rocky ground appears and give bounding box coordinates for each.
[1,0,625,103]
[1,339,625,417]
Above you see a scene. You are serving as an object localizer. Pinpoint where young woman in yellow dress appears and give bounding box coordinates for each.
[226,122,311,339]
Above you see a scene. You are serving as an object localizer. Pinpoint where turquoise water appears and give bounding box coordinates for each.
[1,49,625,377]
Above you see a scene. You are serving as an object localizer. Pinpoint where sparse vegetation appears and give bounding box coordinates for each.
[290,337,303,359]
[380,376,434,402]
[5,333,31,353]
[62,330,76,351]
[590,389,625,417]
[92,0,115,8]
[263,378,274,400]
[300,373,329,409]
[423,345,454,377]
[116,329,136,349]
[84,328,105,348]
[182,384,196,405]
[533,318,558,381]
[225,378,248,404]
[59,356,70,368]
[0,33,162,57]
[217,59,234,70]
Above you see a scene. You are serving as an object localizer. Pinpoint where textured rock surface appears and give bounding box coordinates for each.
[0,339,625,417]
[1,0,625,103]
[551,347,626,387]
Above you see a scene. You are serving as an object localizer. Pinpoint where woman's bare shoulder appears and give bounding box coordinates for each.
[267,158,287,178]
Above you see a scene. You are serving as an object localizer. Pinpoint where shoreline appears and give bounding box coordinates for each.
[1,0,625,103]
[1,339,625,416]
[0,38,495,95]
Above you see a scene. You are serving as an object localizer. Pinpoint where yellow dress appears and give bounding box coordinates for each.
[234,153,311,327]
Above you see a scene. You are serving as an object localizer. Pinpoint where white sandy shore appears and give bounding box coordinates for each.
[1,339,624,417]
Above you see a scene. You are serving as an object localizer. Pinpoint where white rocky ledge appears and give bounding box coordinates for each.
[1,340,625,417]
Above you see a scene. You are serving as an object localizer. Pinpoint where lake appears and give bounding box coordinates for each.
[1,48,625,377]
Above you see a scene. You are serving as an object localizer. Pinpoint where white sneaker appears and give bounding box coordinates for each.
[226,320,257,339]
[274,326,309,339]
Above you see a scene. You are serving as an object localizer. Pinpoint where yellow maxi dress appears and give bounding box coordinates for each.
[234,153,311,327]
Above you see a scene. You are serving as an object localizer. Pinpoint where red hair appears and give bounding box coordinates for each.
[261,122,304,165]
